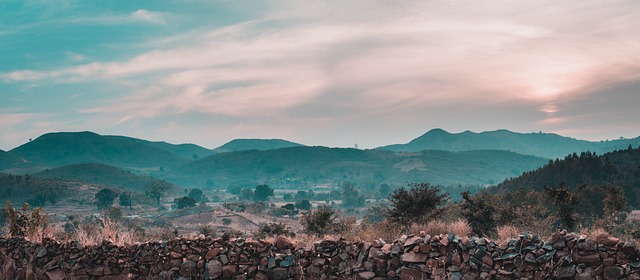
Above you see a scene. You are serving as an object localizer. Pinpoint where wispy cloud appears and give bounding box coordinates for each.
[1,0,640,149]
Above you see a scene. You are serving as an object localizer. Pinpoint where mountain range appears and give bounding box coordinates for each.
[1,129,638,190]
[378,129,640,159]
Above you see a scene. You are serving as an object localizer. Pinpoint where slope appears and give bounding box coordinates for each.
[0,150,31,171]
[491,146,640,207]
[379,129,640,159]
[33,163,178,192]
[164,146,548,188]
[212,139,304,153]
[9,131,192,169]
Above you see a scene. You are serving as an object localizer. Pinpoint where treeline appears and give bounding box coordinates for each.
[0,173,68,206]
[493,146,640,207]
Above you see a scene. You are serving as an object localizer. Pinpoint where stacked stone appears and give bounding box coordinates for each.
[1,230,640,280]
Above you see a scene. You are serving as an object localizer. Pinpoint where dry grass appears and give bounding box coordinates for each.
[71,215,137,247]
[581,227,610,240]
[449,219,472,237]
[497,225,520,241]
[408,219,471,237]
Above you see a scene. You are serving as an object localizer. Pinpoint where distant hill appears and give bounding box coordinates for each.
[378,129,640,159]
[33,163,176,192]
[491,146,640,207]
[9,131,197,169]
[0,173,73,205]
[163,146,548,188]
[212,139,304,153]
[0,150,31,171]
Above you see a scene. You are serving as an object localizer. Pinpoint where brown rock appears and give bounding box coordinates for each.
[45,268,65,280]
[222,265,237,279]
[179,261,197,277]
[276,236,293,250]
[401,251,428,263]
[603,258,616,266]
[596,235,620,247]
[358,271,376,280]
[603,266,623,280]
[399,267,427,280]
[271,267,288,280]
[205,248,221,260]
[206,260,222,279]
[575,252,600,266]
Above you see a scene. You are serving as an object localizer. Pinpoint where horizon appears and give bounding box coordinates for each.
[2,1,640,150]
[2,128,638,151]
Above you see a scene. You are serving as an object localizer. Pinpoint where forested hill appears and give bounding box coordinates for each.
[491,146,640,207]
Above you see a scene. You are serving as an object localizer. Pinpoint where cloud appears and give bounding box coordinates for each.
[2,0,640,148]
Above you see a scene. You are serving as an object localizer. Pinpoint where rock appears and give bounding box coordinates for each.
[45,268,65,280]
[603,266,623,280]
[205,248,221,260]
[179,261,197,277]
[399,267,426,280]
[279,256,295,268]
[554,265,576,279]
[271,267,288,280]
[276,236,293,250]
[206,260,222,279]
[577,240,598,252]
[575,253,600,266]
[358,271,376,280]
[401,251,428,263]
[596,235,620,247]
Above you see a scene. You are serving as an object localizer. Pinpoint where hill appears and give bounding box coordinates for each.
[212,139,304,153]
[9,131,195,169]
[33,163,177,192]
[0,150,31,171]
[163,146,548,188]
[378,128,640,159]
[491,146,640,207]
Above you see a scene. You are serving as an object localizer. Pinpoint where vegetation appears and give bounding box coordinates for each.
[145,181,172,205]
[95,188,119,210]
[253,184,274,202]
[5,202,50,242]
[173,196,197,209]
[386,183,448,225]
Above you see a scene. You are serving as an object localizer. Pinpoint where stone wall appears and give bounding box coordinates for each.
[1,230,639,279]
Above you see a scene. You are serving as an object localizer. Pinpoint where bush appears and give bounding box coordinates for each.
[461,191,496,237]
[255,222,294,239]
[302,206,347,236]
[386,182,448,225]
[222,218,232,225]
[173,196,197,209]
[5,202,50,242]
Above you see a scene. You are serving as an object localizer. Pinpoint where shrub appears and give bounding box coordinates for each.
[302,206,343,236]
[255,222,294,239]
[5,202,50,242]
[461,191,496,237]
[497,225,520,241]
[173,196,197,209]
[222,218,232,225]
[386,182,448,226]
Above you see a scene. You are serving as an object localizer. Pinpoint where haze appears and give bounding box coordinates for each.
[1,0,640,150]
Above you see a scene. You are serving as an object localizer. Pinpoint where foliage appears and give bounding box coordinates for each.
[222,218,232,225]
[5,202,50,242]
[295,199,312,210]
[544,184,577,230]
[145,181,172,205]
[461,191,496,237]
[173,196,197,209]
[341,181,366,208]
[255,222,294,239]
[188,188,206,202]
[386,182,448,225]
[302,206,349,236]
[253,184,274,202]
[95,188,118,210]
[240,189,254,201]
[283,193,293,201]
[119,192,132,209]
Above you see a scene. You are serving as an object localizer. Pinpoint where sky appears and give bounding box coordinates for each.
[1,0,640,150]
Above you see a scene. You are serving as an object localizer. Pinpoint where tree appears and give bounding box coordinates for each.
[302,206,343,236]
[188,188,205,202]
[240,189,254,201]
[342,181,365,208]
[385,182,448,225]
[173,196,197,209]
[145,181,172,205]
[295,199,312,210]
[294,190,308,200]
[119,192,132,210]
[461,191,497,237]
[253,184,274,202]
[283,193,293,201]
[95,188,118,210]
[544,184,577,230]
